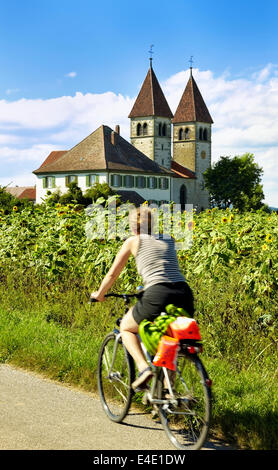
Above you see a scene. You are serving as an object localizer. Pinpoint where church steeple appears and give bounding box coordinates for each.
[129,63,173,168]
[128,65,173,119]
[172,69,213,209]
[172,73,213,124]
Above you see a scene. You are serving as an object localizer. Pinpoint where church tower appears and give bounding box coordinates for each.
[128,60,173,169]
[172,68,213,207]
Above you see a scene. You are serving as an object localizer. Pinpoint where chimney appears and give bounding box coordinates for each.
[115,125,120,134]
[111,131,117,145]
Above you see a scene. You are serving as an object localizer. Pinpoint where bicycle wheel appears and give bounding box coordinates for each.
[97,332,135,422]
[157,353,212,450]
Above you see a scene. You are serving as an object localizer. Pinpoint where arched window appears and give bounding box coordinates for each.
[162,123,166,136]
[199,128,203,140]
[158,123,162,136]
[180,184,187,210]
[136,123,142,136]
[203,128,208,141]
[143,122,148,135]
[178,128,183,140]
[185,127,190,139]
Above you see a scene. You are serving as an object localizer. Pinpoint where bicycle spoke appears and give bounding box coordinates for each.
[97,333,134,423]
[158,354,211,450]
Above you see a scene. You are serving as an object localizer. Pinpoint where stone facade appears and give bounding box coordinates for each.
[130,116,172,169]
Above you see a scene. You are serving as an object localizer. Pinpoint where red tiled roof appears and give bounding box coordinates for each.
[37,150,67,170]
[128,66,173,119]
[172,74,213,124]
[171,160,196,179]
[5,186,36,200]
[20,187,36,200]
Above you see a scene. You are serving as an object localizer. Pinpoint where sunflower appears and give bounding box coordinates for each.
[262,244,268,251]
[222,216,228,223]
[265,234,273,243]
[13,206,18,212]
[187,220,195,231]
[229,215,234,222]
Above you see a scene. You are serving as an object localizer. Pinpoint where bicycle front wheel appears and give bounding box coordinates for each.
[157,354,212,450]
[97,332,135,423]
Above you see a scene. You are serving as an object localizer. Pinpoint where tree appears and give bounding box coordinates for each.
[84,182,114,203]
[45,182,115,207]
[203,153,266,211]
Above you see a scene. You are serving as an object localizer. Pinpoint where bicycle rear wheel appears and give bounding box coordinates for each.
[157,353,212,450]
[97,332,135,422]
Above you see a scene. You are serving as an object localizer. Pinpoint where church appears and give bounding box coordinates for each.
[33,61,213,209]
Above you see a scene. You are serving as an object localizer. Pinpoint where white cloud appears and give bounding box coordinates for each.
[0,65,277,206]
[65,72,77,78]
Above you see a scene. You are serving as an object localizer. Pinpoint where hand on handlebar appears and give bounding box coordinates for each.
[90,291,106,302]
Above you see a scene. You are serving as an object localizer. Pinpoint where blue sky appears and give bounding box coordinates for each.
[1,0,277,98]
[0,0,278,205]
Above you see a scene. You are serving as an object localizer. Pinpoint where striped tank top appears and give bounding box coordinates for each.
[135,233,185,290]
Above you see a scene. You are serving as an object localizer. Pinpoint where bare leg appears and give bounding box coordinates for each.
[120,308,149,373]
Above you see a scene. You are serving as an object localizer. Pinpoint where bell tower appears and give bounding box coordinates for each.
[128,58,173,169]
[172,67,213,207]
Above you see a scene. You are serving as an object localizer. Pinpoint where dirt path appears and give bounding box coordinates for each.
[0,364,233,451]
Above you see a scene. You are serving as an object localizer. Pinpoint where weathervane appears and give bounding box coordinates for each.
[149,44,154,67]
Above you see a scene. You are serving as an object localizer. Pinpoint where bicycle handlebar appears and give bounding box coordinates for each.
[89,292,142,303]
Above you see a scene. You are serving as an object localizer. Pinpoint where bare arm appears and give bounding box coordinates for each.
[91,237,136,301]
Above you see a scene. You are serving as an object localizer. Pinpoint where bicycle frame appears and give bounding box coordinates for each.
[93,293,206,417]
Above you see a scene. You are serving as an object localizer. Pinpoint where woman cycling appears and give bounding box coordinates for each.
[91,206,194,391]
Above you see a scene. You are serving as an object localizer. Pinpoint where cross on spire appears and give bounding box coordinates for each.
[189,56,193,76]
[149,44,154,67]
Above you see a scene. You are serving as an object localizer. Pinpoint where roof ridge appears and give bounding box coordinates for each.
[150,66,155,115]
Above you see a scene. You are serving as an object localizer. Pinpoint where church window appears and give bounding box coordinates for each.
[158,123,162,136]
[148,177,157,189]
[124,175,134,188]
[110,174,122,187]
[66,175,78,186]
[161,144,164,150]
[86,174,99,187]
[43,176,56,188]
[178,128,183,140]
[143,123,148,135]
[136,175,146,188]
[199,128,203,140]
[159,177,169,190]
[162,123,166,136]
[203,128,208,141]
[136,123,142,136]
[185,128,190,139]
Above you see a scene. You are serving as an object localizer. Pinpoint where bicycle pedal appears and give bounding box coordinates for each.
[151,406,159,420]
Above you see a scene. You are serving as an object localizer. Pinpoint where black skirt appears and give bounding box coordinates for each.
[132,281,194,325]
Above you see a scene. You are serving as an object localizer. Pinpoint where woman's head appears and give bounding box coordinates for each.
[129,206,154,235]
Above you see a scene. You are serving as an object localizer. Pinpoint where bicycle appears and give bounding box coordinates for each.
[91,292,212,450]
